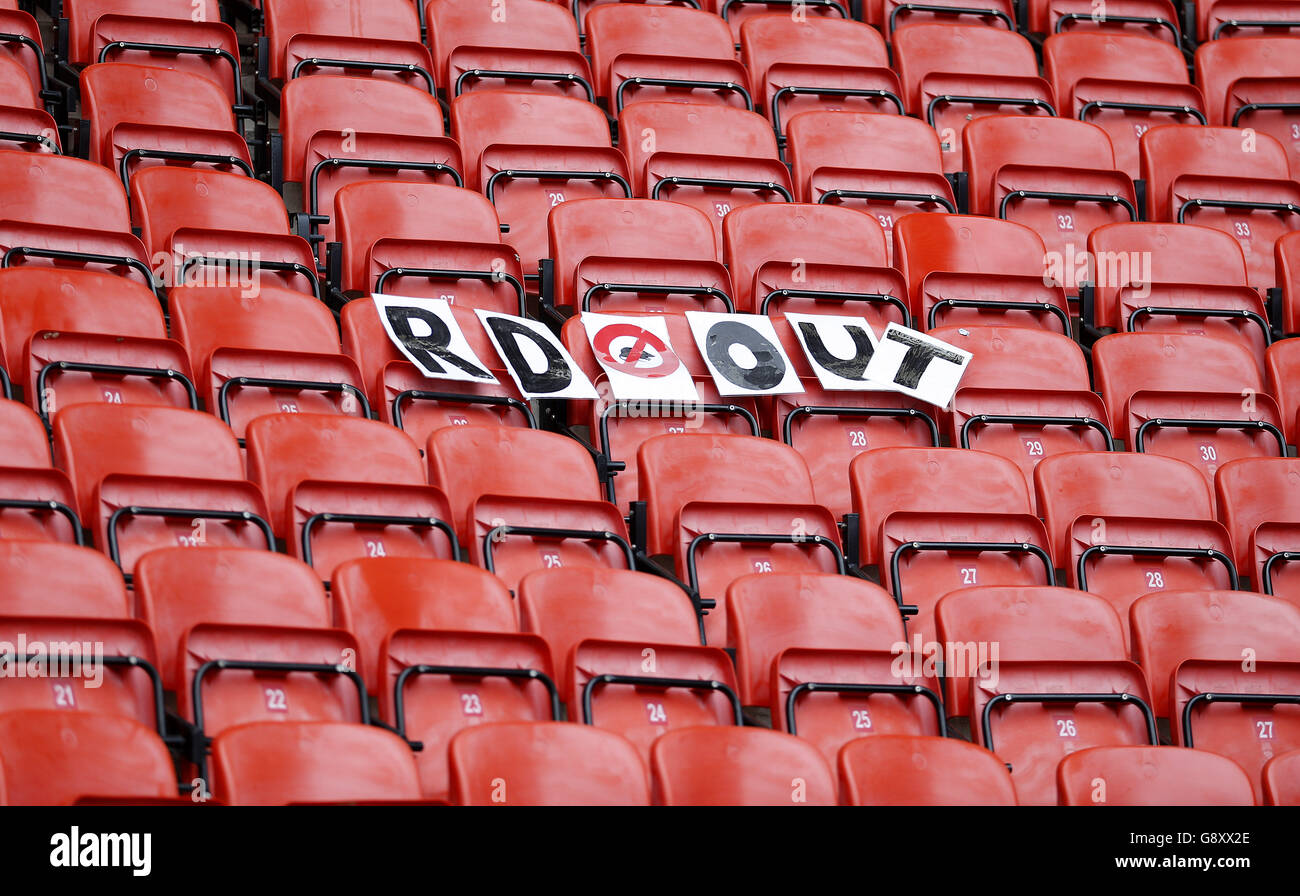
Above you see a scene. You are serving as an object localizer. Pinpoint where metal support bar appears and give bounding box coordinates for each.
[960,414,1114,451]
[393,664,562,744]
[481,524,635,575]
[393,391,536,432]
[581,674,743,725]
[300,512,460,569]
[1076,543,1239,592]
[981,691,1159,754]
[786,681,946,736]
[374,267,527,318]
[1133,417,1286,457]
[783,405,940,448]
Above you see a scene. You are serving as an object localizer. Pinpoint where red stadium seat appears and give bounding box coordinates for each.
[426,0,592,101]
[938,585,1157,805]
[0,152,155,295]
[1093,333,1285,481]
[278,76,461,261]
[1130,587,1300,800]
[738,16,901,146]
[617,102,792,243]
[1044,33,1205,180]
[79,63,251,187]
[963,115,1137,296]
[448,720,651,805]
[331,181,525,313]
[450,90,629,278]
[52,405,272,575]
[1195,37,1300,177]
[169,285,367,440]
[850,447,1052,646]
[1028,0,1182,42]
[1265,337,1300,446]
[706,0,849,43]
[1274,230,1300,336]
[784,111,956,261]
[1140,124,1300,290]
[838,735,1019,806]
[0,400,77,545]
[1057,745,1256,805]
[1195,0,1300,41]
[584,4,749,112]
[210,721,423,805]
[518,566,739,759]
[1086,223,1269,361]
[650,725,837,805]
[0,7,52,104]
[426,426,631,592]
[638,432,844,645]
[331,556,558,801]
[892,214,1071,334]
[893,24,1055,174]
[0,268,196,429]
[245,413,456,578]
[130,166,320,299]
[726,572,944,766]
[0,709,176,805]
[932,325,1113,498]
[1034,450,1233,640]
[547,198,733,314]
[261,0,430,89]
[1216,456,1300,597]
[1263,748,1300,804]
[62,0,241,103]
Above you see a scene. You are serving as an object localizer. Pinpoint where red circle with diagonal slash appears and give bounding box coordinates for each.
[592,323,681,379]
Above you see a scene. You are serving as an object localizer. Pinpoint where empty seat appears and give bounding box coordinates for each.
[1093,333,1285,481]
[1086,222,1270,361]
[339,298,533,447]
[892,24,1055,174]
[850,447,1052,646]
[1276,230,1300,336]
[448,721,651,805]
[1266,337,1300,445]
[617,102,792,243]
[1057,745,1256,805]
[131,166,319,299]
[279,75,461,259]
[331,181,525,314]
[244,413,456,578]
[1034,451,1234,637]
[547,198,733,315]
[938,585,1157,805]
[1140,124,1300,290]
[52,404,272,574]
[0,709,176,805]
[651,725,837,805]
[1197,37,1300,177]
[450,90,629,277]
[169,284,367,440]
[784,111,956,259]
[79,63,251,187]
[963,115,1137,295]
[838,735,1019,806]
[61,0,241,103]
[0,6,52,106]
[1044,32,1205,180]
[210,720,423,805]
[426,425,631,592]
[1263,748,1300,805]
[1028,0,1182,42]
[727,572,944,767]
[1217,456,1300,595]
[518,566,739,758]
[584,4,749,112]
[0,268,196,429]
[892,214,1071,334]
[260,0,431,91]
[1195,0,1300,41]
[1130,589,1300,801]
[738,16,901,146]
[0,151,155,294]
[426,0,591,101]
[0,402,80,544]
[721,201,906,322]
[638,432,844,645]
[932,325,1112,496]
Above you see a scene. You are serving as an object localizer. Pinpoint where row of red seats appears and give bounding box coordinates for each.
[0,541,1296,804]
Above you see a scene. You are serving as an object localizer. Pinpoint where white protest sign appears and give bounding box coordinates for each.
[373,295,498,383]
[580,312,699,402]
[783,312,885,391]
[862,323,971,407]
[685,311,803,397]
[475,309,597,400]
